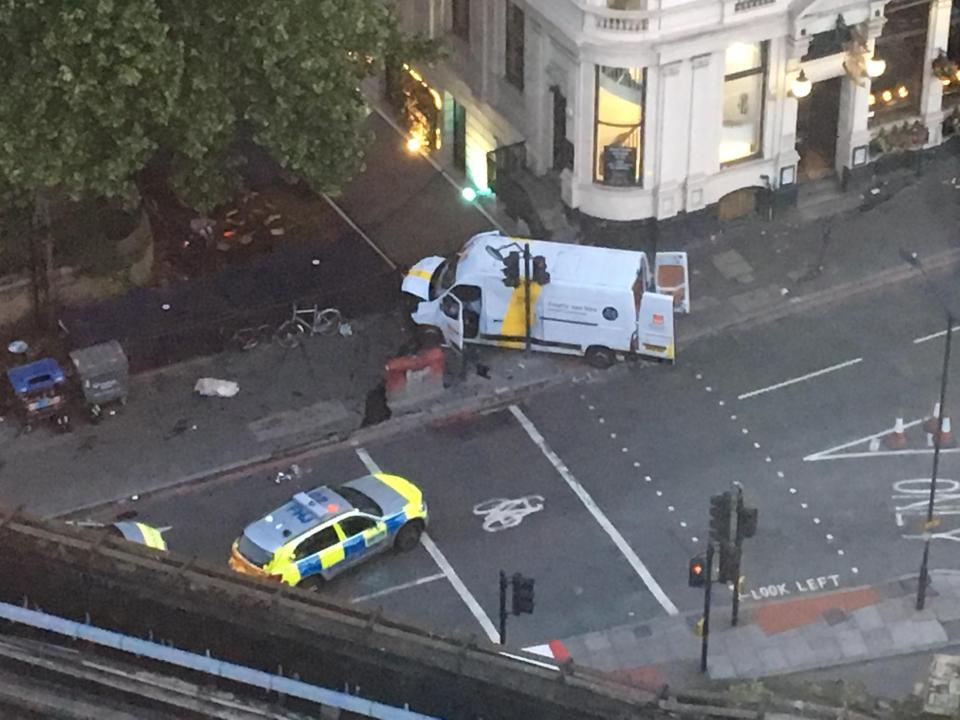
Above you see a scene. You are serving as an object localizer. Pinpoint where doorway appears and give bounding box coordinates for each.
[796,77,841,181]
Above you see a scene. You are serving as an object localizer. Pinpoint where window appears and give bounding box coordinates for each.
[340,516,377,537]
[594,66,645,185]
[505,2,524,91]
[452,0,470,42]
[294,526,339,559]
[871,0,927,121]
[720,42,767,165]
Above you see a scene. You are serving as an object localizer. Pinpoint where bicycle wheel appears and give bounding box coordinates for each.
[232,327,259,351]
[276,320,303,348]
[256,324,274,346]
[313,308,343,336]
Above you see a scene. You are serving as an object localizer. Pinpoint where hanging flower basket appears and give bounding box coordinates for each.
[932,51,960,82]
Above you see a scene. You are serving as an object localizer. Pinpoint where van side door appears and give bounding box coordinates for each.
[654,252,690,314]
[439,293,464,349]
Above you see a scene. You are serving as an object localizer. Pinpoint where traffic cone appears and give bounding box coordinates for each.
[936,416,955,448]
[883,418,907,449]
[924,403,941,434]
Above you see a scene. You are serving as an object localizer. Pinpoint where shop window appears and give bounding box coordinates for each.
[942,0,960,108]
[594,66,645,185]
[607,0,645,8]
[505,2,524,91]
[870,0,926,124]
[720,42,767,165]
[452,0,470,42]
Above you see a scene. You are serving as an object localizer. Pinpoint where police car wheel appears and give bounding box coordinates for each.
[394,522,422,552]
[298,575,326,592]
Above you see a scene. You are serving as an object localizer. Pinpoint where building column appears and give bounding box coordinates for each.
[565,61,597,209]
[775,35,807,187]
[685,52,723,212]
[655,60,690,218]
[835,73,873,176]
[921,0,953,146]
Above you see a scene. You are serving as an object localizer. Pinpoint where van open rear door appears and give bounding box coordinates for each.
[654,252,690,314]
[636,292,675,362]
[439,294,464,350]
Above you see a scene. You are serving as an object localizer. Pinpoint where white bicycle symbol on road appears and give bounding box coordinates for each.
[472,495,545,533]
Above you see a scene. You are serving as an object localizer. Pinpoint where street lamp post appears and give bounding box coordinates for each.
[918,312,952,610]
[900,250,954,610]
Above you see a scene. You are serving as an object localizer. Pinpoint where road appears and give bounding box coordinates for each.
[78,269,960,658]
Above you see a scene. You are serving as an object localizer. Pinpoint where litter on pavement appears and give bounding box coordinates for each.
[194,378,240,398]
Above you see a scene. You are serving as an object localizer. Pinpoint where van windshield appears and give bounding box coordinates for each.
[429,257,458,300]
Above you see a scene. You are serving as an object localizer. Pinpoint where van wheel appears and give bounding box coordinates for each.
[417,326,442,350]
[585,346,616,369]
[394,522,423,552]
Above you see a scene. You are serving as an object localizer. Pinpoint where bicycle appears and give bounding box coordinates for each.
[276,304,342,348]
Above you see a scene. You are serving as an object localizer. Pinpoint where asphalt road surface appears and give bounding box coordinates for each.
[81,270,960,653]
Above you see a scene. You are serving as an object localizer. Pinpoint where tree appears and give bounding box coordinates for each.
[0,0,431,327]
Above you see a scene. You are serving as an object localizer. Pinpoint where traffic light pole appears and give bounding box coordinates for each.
[731,485,744,626]
[523,244,532,355]
[499,570,508,644]
[701,542,713,674]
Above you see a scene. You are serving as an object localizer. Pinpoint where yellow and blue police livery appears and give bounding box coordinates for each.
[228,473,427,588]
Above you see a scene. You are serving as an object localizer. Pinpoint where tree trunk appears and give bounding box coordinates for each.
[30,189,57,331]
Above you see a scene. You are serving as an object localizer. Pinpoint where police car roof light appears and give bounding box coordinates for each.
[292,492,323,519]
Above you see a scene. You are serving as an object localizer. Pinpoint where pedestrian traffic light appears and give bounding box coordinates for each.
[738,505,758,539]
[502,251,521,287]
[708,492,732,543]
[688,554,706,587]
[511,573,535,615]
[717,542,738,584]
[532,255,550,285]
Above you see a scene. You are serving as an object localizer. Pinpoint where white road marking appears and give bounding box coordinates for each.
[498,650,558,671]
[737,357,863,400]
[803,418,924,461]
[508,405,679,616]
[914,326,960,345]
[350,573,446,604]
[472,495,545,532]
[354,448,500,644]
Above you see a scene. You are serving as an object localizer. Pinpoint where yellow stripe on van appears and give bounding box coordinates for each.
[408,268,432,280]
[498,283,543,348]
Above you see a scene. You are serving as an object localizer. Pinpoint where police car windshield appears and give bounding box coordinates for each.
[336,486,382,517]
[238,533,273,568]
[429,258,457,300]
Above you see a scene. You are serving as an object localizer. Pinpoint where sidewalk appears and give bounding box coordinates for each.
[549,570,960,698]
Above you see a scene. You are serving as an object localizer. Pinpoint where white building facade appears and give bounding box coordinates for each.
[391,0,960,223]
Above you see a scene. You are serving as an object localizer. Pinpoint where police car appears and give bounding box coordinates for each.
[228,472,428,588]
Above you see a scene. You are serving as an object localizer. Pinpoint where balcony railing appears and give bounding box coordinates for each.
[533,0,784,42]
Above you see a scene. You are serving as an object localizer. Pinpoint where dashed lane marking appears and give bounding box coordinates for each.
[737,357,863,400]
[508,405,679,616]
[354,448,500,643]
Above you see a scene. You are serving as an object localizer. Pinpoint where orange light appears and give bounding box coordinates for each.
[955,69,960,81]
[943,78,952,87]
[897,85,909,99]
[868,93,876,106]
[405,136,422,153]
[326,503,339,513]
[881,89,893,103]
[223,230,236,238]
[692,563,703,575]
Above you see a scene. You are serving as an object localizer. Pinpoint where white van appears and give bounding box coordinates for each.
[401,232,689,367]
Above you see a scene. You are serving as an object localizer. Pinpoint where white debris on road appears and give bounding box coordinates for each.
[194,378,240,398]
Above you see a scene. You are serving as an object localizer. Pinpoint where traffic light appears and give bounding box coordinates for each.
[717,542,738,584]
[532,255,551,285]
[738,505,758,539]
[688,554,706,587]
[511,573,535,615]
[708,492,732,543]
[501,251,521,287]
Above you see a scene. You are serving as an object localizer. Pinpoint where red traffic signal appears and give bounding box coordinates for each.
[688,554,707,587]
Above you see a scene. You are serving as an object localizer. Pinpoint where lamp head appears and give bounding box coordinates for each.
[791,69,812,98]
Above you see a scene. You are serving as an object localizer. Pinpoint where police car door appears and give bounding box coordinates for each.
[293,525,344,580]
[337,515,388,567]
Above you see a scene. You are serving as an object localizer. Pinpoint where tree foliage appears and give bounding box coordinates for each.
[0,0,429,212]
